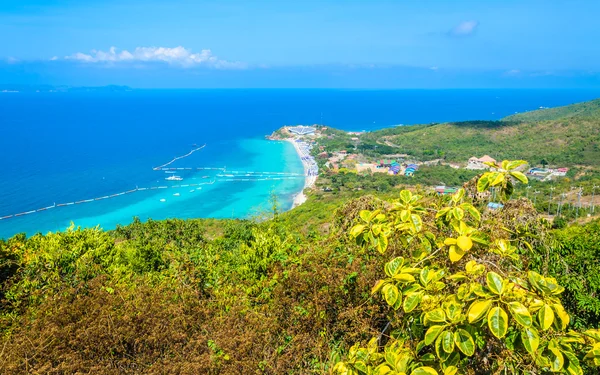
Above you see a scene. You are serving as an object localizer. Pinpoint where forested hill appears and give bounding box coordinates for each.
[363,98,600,166]
[504,98,600,121]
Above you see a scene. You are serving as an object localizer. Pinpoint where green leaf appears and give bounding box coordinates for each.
[538,304,555,331]
[424,325,446,345]
[440,331,454,353]
[454,329,475,356]
[444,366,458,375]
[382,284,400,307]
[521,327,540,355]
[468,300,493,323]
[385,257,405,277]
[510,171,529,184]
[403,291,423,312]
[488,306,509,338]
[411,367,438,375]
[486,272,504,295]
[508,301,532,327]
[563,350,583,375]
[453,188,465,203]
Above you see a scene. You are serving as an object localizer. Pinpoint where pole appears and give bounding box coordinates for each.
[576,188,583,219]
[534,191,540,206]
[526,185,532,199]
[548,187,555,215]
[592,185,598,213]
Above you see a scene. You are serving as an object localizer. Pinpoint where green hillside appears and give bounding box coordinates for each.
[504,98,600,122]
[363,99,600,166]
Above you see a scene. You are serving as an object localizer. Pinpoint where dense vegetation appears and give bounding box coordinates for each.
[505,99,600,122]
[2,159,600,373]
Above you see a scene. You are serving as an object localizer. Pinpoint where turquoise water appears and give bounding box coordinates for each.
[2,89,600,239]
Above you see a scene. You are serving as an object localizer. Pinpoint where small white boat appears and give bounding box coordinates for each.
[173,193,180,196]
[165,175,183,181]
[190,189,195,193]
[160,198,166,202]
[165,171,176,174]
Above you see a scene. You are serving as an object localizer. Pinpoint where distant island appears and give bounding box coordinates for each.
[0,84,133,93]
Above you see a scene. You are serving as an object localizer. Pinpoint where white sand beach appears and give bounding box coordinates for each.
[285,138,317,208]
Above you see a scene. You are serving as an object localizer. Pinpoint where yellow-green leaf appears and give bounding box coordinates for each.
[385,257,405,277]
[510,171,528,184]
[454,329,475,356]
[399,190,412,203]
[393,273,416,283]
[371,279,386,295]
[403,291,423,312]
[521,327,540,355]
[444,366,458,375]
[491,173,505,186]
[456,236,473,251]
[468,299,493,323]
[488,306,509,338]
[424,308,446,324]
[382,284,400,307]
[486,272,504,295]
[411,367,438,375]
[444,238,457,245]
[508,301,532,327]
[349,224,366,238]
[359,210,372,222]
[552,303,570,330]
[448,245,465,262]
[440,330,455,353]
[538,304,555,331]
[548,347,565,372]
[477,174,491,192]
[424,325,446,345]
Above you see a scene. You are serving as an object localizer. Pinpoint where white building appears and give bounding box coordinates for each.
[288,126,316,135]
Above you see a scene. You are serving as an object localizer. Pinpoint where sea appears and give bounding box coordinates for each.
[1,89,600,239]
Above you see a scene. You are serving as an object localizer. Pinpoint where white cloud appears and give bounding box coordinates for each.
[505,69,521,76]
[449,21,479,37]
[6,57,19,64]
[64,46,245,68]
[429,66,439,71]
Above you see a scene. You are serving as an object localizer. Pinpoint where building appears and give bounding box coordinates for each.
[466,155,497,170]
[435,186,458,195]
[288,126,316,135]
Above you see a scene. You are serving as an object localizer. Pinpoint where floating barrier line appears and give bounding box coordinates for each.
[0,180,216,221]
[152,145,206,170]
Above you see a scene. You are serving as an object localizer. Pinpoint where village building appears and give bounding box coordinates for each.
[466,155,497,170]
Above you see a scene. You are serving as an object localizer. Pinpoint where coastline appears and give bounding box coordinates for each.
[284,138,317,208]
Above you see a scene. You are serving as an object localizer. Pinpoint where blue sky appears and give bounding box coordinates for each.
[1,0,599,88]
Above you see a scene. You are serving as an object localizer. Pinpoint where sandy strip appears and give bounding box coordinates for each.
[285,139,316,208]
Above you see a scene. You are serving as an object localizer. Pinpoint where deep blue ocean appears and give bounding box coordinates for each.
[1,89,599,239]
